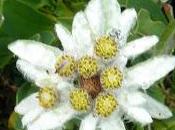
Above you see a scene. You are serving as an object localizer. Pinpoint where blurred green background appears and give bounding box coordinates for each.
[0,0,175,130]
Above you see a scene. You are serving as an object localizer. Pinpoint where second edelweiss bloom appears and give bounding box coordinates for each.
[8,0,175,130]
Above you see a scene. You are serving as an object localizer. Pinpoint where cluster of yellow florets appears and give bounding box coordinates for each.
[78,56,98,78]
[95,93,117,117]
[95,36,118,59]
[69,89,90,111]
[55,55,76,77]
[55,35,123,117]
[38,87,58,108]
[101,67,123,89]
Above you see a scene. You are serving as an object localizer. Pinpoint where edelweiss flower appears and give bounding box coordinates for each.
[54,0,175,130]
[8,0,175,130]
[13,60,75,130]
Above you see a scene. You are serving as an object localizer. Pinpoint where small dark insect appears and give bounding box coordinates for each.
[56,60,68,72]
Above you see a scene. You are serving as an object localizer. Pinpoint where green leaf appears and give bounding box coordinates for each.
[37,0,74,29]
[16,83,38,104]
[63,0,88,13]
[148,84,165,103]
[0,37,13,69]
[54,1,74,29]
[118,0,167,23]
[8,112,23,130]
[129,9,166,42]
[64,118,80,130]
[15,0,74,28]
[0,0,56,69]
[137,9,166,36]
[0,0,54,38]
[152,115,175,130]
[0,0,4,27]
[168,125,175,130]
[16,0,46,8]
[31,31,56,45]
[155,20,175,55]
[166,116,175,129]
[134,124,144,130]
[152,120,167,130]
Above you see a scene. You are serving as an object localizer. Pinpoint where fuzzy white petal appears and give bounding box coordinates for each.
[85,0,104,36]
[99,118,125,130]
[125,56,175,89]
[101,0,121,32]
[127,107,153,125]
[118,90,146,107]
[16,59,49,84]
[80,114,98,130]
[56,80,71,91]
[99,111,125,130]
[8,40,60,71]
[15,93,38,115]
[144,94,172,119]
[112,54,127,71]
[121,36,159,58]
[127,92,146,106]
[119,9,137,46]
[35,73,61,88]
[52,128,63,130]
[72,11,94,57]
[22,107,43,126]
[54,128,63,130]
[28,103,75,130]
[55,24,77,57]
[56,81,72,102]
[161,0,168,3]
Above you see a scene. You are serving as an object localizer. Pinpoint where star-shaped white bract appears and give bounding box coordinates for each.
[8,0,175,130]
[53,1,174,130]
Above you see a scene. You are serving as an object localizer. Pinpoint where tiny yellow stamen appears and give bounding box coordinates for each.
[70,89,90,111]
[78,56,98,78]
[38,87,58,108]
[95,36,118,59]
[95,93,117,117]
[55,55,76,77]
[101,67,123,89]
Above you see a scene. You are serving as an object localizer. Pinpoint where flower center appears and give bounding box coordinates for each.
[95,36,118,59]
[80,75,102,98]
[55,55,76,77]
[78,56,98,78]
[95,93,117,117]
[38,87,58,108]
[70,89,90,111]
[101,67,123,89]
